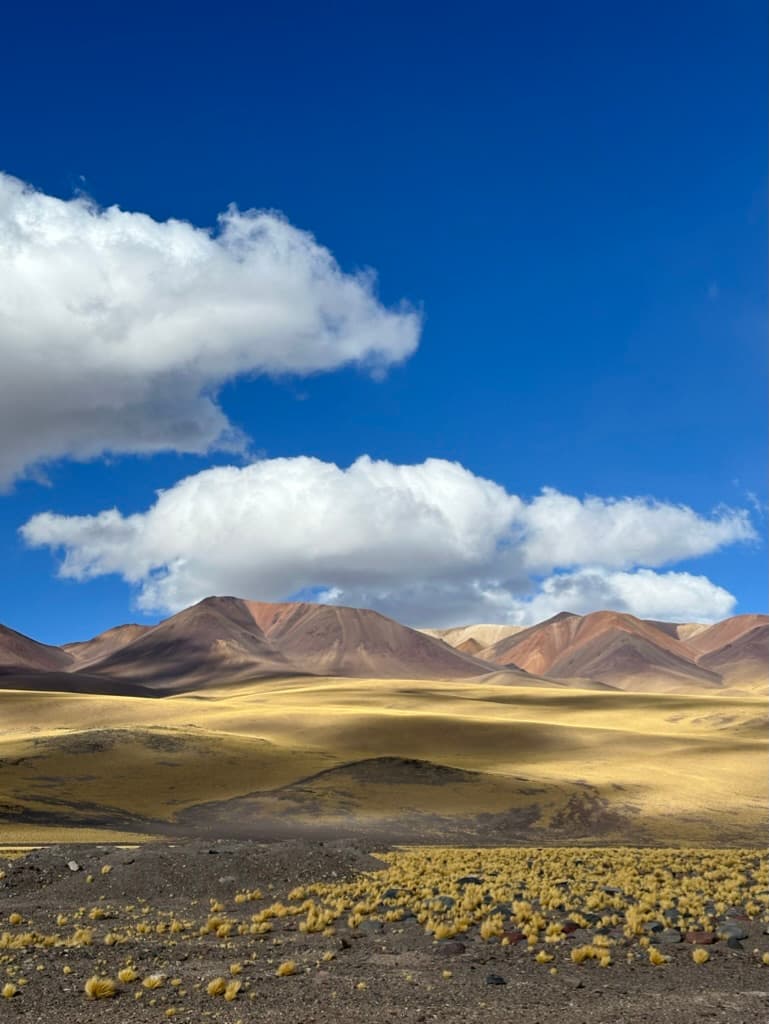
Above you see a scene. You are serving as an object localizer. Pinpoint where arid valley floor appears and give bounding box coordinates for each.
[0,599,767,1021]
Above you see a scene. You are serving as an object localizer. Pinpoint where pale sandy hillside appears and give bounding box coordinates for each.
[420,623,527,656]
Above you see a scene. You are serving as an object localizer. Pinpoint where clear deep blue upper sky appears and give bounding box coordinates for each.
[1,0,766,643]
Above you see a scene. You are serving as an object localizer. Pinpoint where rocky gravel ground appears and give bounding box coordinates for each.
[0,839,767,1024]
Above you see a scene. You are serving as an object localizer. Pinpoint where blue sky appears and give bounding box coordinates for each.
[0,1,765,644]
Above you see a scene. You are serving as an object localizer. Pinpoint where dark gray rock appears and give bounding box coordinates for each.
[357,919,384,934]
[719,922,748,940]
[436,940,466,956]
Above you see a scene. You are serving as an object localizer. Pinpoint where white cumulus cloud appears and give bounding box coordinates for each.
[0,172,420,486]
[21,456,755,625]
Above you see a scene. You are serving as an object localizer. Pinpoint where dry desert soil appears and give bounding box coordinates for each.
[0,838,767,1024]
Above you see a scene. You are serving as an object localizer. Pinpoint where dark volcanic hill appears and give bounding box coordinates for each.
[80,598,299,691]
[62,623,153,669]
[0,623,73,676]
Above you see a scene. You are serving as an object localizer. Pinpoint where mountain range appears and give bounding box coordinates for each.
[0,597,765,697]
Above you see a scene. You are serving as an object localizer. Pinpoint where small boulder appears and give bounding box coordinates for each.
[718,923,748,941]
[357,920,383,935]
[685,931,717,945]
[436,941,466,956]
[66,861,81,872]
[485,974,506,986]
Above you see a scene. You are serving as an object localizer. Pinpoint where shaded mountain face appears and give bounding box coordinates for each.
[696,623,769,690]
[79,598,300,691]
[63,624,153,669]
[0,600,765,697]
[0,624,73,675]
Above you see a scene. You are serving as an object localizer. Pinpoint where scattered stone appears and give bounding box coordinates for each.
[686,931,717,944]
[218,875,236,884]
[66,861,81,872]
[501,930,525,945]
[485,973,506,986]
[726,937,744,951]
[457,876,483,886]
[719,923,749,941]
[659,929,683,944]
[436,941,466,956]
[357,920,383,934]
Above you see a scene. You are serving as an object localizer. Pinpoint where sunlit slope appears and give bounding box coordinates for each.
[0,677,765,844]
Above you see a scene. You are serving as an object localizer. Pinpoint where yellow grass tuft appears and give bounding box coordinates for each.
[84,975,117,999]
[207,977,227,996]
[142,973,164,989]
[692,948,710,964]
[118,967,138,983]
[648,947,669,966]
[224,979,242,1001]
[276,960,297,977]
[2,983,18,999]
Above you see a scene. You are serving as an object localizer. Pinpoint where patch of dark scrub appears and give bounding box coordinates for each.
[32,731,120,755]
[549,786,639,838]
[472,805,542,838]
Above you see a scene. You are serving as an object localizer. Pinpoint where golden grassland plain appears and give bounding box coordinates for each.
[0,846,767,1016]
[0,676,766,844]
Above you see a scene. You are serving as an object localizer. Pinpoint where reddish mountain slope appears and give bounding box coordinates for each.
[243,600,510,679]
[684,614,769,656]
[696,623,769,689]
[478,611,720,691]
[0,602,764,697]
